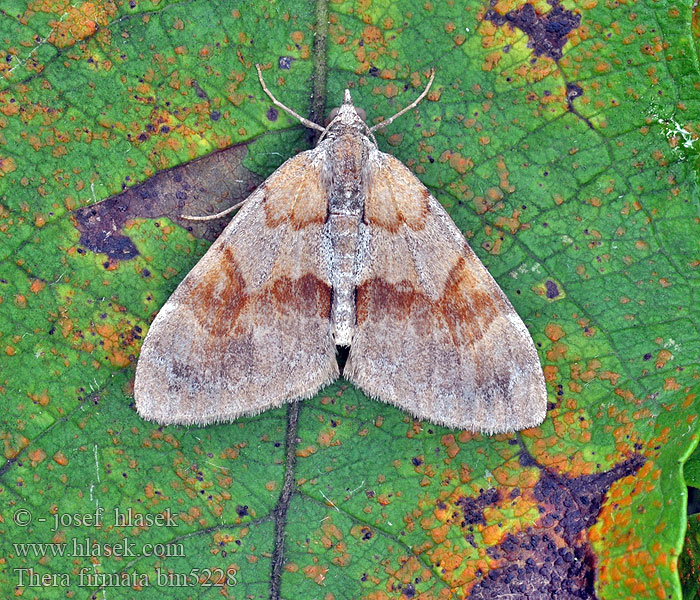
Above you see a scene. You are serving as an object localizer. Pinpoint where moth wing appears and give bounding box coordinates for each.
[345,150,546,433]
[134,148,338,425]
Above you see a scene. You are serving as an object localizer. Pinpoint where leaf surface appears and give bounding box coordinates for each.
[0,1,698,598]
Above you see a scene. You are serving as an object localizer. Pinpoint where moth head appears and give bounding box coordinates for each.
[326,90,367,128]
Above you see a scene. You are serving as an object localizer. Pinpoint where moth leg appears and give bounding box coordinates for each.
[256,64,325,133]
[180,199,247,221]
[369,69,435,133]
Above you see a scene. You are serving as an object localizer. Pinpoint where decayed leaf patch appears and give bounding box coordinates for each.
[462,451,644,598]
[484,0,582,62]
[74,144,262,259]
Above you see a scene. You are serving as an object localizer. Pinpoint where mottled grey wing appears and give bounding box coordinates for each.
[344,149,547,433]
[134,149,338,425]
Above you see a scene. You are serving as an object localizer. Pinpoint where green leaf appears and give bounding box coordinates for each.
[1,1,699,599]
[681,514,700,600]
[686,445,700,489]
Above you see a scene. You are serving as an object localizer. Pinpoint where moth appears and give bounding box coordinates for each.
[134,66,547,433]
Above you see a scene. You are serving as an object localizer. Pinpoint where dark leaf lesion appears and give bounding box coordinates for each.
[451,447,644,599]
[484,0,582,62]
[74,144,262,259]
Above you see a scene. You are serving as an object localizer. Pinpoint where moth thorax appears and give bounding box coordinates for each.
[330,187,363,215]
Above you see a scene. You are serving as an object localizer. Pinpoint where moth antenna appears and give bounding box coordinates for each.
[256,64,326,133]
[180,199,246,221]
[369,69,435,133]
